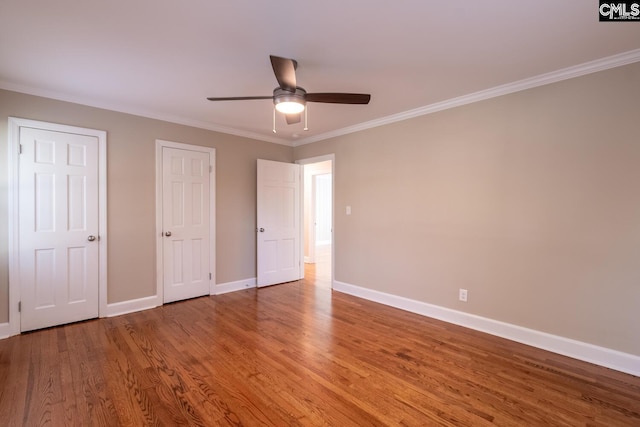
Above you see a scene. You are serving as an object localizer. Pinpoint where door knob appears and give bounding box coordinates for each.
[87,235,96,242]
[258,228,265,232]
[165,231,172,237]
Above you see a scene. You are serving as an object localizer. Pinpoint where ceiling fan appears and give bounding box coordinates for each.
[207,55,371,126]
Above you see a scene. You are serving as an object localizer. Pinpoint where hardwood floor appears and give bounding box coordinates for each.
[307,244,331,288]
[1,270,639,426]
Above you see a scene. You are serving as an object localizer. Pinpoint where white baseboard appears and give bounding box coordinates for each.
[0,322,14,340]
[215,278,256,295]
[333,280,640,377]
[1,278,256,338]
[103,295,161,318]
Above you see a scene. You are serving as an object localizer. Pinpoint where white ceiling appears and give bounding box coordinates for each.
[1,1,639,146]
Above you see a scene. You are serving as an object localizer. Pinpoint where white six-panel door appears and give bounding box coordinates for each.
[257,159,302,287]
[162,147,211,303]
[18,127,100,332]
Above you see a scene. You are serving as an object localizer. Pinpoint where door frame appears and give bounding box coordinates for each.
[6,117,108,338]
[296,154,335,288]
[155,139,216,301]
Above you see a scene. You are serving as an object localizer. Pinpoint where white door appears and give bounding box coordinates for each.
[19,127,100,332]
[257,159,302,287]
[162,147,211,303]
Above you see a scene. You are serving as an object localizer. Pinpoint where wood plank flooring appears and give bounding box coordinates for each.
[1,267,639,426]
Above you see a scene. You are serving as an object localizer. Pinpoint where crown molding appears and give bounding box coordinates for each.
[0,81,292,146]
[3,49,639,149]
[293,48,640,147]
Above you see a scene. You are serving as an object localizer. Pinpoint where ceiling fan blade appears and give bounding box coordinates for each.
[207,96,273,101]
[285,113,301,125]
[306,93,371,104]
[270,55,297,92]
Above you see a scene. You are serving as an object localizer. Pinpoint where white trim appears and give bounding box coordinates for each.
[0,322,11,339]
[333,280,640,377]
[215,278,257,295]
[294,48,640,147]
[0,80,291,146]
[295,154,336,166]
[155,139,216,302]
[4,52,637,149]
[7,120,20,337]
[7,117,107,336]
[104,295,161,317]
[98,125,108,317]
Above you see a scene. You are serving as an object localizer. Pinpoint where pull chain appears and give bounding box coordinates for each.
[304,106,309,131]
[272,108,277,133]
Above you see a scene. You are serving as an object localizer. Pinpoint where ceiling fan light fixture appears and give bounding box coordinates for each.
[275,100,305,114]
[273,87,307,114]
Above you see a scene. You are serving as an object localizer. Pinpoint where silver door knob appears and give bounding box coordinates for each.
[87,235,96,242]
[165,231,172,237]
[259,228,265,232]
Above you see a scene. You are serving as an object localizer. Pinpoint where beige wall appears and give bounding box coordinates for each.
[0,90,292,322]
[294,62,640,356]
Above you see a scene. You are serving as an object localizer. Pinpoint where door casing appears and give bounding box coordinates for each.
[6,117,108,338]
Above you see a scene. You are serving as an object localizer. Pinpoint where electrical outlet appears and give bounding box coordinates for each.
[459,289,468,302]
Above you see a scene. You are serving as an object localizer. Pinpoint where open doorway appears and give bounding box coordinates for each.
[299,156,334,288]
